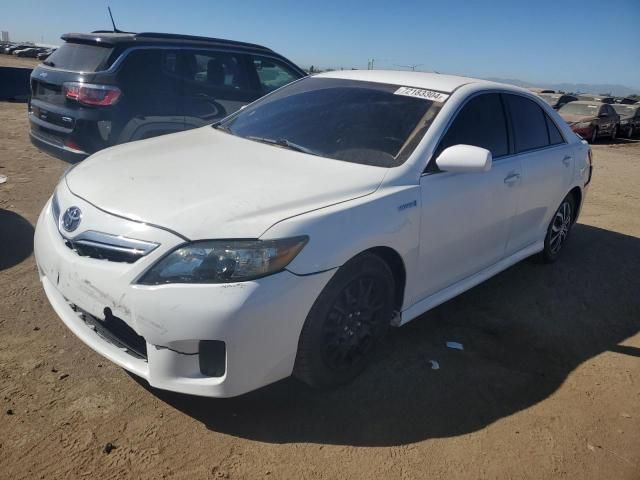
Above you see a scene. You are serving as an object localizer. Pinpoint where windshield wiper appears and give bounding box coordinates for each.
[211,122,232,133]
[246,136,319,156]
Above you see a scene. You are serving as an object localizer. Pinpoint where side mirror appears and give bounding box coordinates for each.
[435,144,492,173]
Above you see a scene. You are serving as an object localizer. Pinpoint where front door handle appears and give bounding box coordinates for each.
[504,172,520,184]
[562,155,572,166]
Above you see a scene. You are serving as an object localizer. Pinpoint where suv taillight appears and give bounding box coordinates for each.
[63,82,121,106]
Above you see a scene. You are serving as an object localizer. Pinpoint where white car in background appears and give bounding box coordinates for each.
[34,70,592,397]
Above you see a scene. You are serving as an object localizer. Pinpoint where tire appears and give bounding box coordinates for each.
[611,125,618,141]
[626,125,634,138]
[540,194,576,263]
[589,127,598,144]
[294,252,395,389]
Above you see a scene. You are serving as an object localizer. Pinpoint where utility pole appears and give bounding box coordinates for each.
[395,63,423,71]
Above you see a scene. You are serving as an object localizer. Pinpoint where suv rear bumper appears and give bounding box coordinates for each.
[30,128,88,162]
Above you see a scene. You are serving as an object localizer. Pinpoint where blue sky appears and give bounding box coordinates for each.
[4,0,640,89]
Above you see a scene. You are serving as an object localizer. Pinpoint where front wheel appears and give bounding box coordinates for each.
[540,194,576,263]
[611,125,618,140]
[589,127,598,144]
[294,252,395,389]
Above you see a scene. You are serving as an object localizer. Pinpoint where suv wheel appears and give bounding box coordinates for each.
[611,125,618,140]
[294,252,395,389]
[589,127,598,144]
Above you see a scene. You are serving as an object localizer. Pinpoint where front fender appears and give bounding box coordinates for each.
[261,185,422,308]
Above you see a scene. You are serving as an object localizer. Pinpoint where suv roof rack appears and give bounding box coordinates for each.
[70,31,273,53]
[134,32,272,52]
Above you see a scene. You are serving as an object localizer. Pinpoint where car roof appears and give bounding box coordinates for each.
[578,94,612,100]
[61,31,275,54]
[569,100,606,105]
[314,70,505,94]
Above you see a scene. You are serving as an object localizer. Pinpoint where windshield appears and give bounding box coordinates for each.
[540,94,561,105]
[612,104,637,116]
[43,42,113,71]
[559,103,600,116]
[217,77,445,167]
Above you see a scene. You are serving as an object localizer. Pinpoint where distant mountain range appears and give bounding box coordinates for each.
[485,77,640,97]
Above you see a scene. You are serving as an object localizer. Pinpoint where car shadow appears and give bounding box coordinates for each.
[137,224,640,446]
[0,209,34,270]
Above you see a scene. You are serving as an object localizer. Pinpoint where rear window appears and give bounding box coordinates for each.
[43,42,113,72]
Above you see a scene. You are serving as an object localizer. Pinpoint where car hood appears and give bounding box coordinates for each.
[66,127,388,239]
[560,113,596,124]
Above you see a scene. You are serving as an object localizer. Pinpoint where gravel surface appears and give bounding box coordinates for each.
[0,100,639,479]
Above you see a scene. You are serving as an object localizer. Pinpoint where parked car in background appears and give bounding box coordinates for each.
[528,87,556,93]
[558,101,620,143]
[578,94,615,104]
[4,44,33,54]
[612,104,640,137]
[15,47,48,58]
[615,97,639,105]
[29,31,306,162]
[36,48,56,60]
[538,92,577,109]
[35,71,591,397]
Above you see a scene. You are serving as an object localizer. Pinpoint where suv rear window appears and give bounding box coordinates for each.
[44,42,113,72]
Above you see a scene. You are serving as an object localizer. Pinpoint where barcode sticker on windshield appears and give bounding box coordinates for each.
[394,87,449,102]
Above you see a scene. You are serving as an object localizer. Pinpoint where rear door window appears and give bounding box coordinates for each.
[435,93,509,160]
[117,49,184,138]
[188,52,251,90]
[43,42,114,72]
[545,115,564,145]
[252,55,301,93]
[178,50,259,123]
[505,94,549,153]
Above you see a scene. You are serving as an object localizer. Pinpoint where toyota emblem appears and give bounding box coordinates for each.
[62,206,82,232]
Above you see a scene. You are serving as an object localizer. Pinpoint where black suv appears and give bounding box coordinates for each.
[29,31,306,161]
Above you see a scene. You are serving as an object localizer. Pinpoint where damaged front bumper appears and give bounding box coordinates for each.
[34,190,334,397]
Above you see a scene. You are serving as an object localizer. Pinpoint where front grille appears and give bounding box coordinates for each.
[65,239,145,263]
[59,230,159,264]
[75,305,148,360]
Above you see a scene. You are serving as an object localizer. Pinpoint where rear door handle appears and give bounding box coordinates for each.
[562,155,572,166]
[504,172,520,184]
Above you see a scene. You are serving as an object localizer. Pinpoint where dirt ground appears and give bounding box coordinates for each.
[0,97,639,479]
[0,54,40,69]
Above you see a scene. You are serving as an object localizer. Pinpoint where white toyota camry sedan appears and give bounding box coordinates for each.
[34,70,592,397]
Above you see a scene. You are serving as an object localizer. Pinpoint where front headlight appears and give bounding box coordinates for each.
[137,236,309,285]
[620,119,629,125]
[575,122,592,129]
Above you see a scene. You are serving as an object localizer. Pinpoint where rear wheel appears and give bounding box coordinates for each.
[540,194,576,263]
[294,252,395,389]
